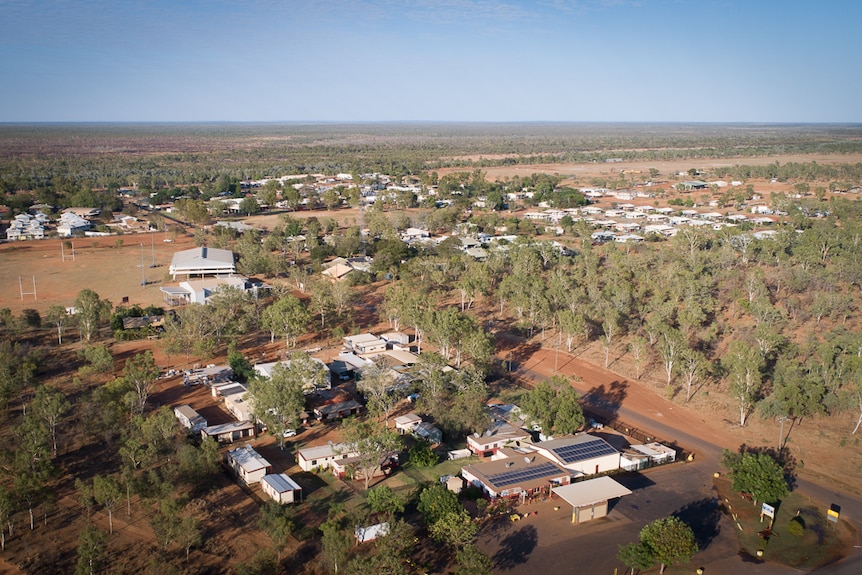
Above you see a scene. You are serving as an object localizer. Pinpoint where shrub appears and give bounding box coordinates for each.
[787,516,805,536]
[409,440,439,468]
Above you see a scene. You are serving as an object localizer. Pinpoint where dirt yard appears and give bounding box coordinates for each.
[0,231,198,315]
[439,152,862,181]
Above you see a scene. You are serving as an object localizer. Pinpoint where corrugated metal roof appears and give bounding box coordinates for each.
[262,473,301,493]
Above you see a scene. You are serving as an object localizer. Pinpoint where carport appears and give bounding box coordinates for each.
[552,476,632,524]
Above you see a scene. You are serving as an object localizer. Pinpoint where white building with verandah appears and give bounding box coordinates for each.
[168,246,236,280]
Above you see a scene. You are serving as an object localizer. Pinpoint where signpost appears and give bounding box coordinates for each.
[827,504,840,528]
[761,502,775,527]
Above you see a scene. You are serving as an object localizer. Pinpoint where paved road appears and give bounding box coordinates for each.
[509,359,862,574]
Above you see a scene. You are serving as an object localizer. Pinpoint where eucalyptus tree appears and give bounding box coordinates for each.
[74,289,112,342]
[261,293,310,349]
[46,304,74,346]
[248,354,312,449]
[356,359,400,426]
[723,340,765,426]
[31,384,71,457]
[122,350,160,415]
[340,418,401,490]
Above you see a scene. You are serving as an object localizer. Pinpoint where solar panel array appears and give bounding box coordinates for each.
[487,462,561,487]
[552,438,617,464]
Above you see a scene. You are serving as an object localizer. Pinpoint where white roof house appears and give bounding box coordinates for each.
[467,421,531,457]
[343,333,387,355]
[57,212,91,237]
[253,358,331,393]
[394,413,422,434]
[160,275,263,306]
[261,473,303,504]
[297,443,359,472]
[530,434,620,475]
[201,420,256,443]
[225,445,272,484]
[174,405,207,433]
[168,246,236,280]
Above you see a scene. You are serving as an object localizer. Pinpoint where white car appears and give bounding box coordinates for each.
[283,429,297,438]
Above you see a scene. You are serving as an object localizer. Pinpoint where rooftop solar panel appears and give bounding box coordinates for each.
[552,438,617,463]
[488,462,561,487]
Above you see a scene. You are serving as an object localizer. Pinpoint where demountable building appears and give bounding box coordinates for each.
[261,474,303,504]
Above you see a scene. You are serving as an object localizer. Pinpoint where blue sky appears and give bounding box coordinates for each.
[0,0,858,122]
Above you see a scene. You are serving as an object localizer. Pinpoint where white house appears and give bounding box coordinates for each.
[344,333,387,355]
[260,474,303,504]
[221,384,252,421]
[254,357,331,393]
[57,212,91,237]
[297,443,359,472]
[467,421,531,458]
[201,420,256,443]
[225,445,272,484]
[394,413,422,435]
[174,405,207,433]
[530,434,620,475]
[160,275,266,306]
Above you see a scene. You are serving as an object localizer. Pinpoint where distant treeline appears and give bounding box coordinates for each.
[2,123,862,211]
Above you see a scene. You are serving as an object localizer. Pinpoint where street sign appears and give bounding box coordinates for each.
[827,504,840,523]
[761,503,775,518]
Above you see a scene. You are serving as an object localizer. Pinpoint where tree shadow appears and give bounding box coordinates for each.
[581,380,628,421]
[492,524,538,570]
[673,497,722,551]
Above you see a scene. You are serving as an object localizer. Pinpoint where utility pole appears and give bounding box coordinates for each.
[140,244,146,286]
[150,228,155,267]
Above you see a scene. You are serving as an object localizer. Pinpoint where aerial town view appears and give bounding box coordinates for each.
[1,2,861,575]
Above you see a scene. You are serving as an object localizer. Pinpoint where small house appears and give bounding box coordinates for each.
[225,445,272,484]
[467,421,531,458]
[393,413,422,435]
[174,405,207,433]
[552,476,632,524]
[201,420,256,443]
[297,443,359,472]
[261,474,303,504]
[343,333,387,355]
[314,400,363,422]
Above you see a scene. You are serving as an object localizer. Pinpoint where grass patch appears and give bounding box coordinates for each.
[715,477,856,570]
[377,456,480,494]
